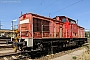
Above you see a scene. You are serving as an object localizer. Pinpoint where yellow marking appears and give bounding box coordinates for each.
[14,46,17,52]
[14,29,18,33]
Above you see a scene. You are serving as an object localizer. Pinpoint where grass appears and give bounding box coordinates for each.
[72,56,77,60]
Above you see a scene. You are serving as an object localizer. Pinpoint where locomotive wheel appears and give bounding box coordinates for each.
[37,43,43,51]
[38,43,43,51]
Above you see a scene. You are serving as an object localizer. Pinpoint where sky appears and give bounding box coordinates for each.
[0,0,90,30]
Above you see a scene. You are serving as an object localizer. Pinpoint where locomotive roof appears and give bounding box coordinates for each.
[78,26,85,29]
[56,16,76,21]
[19,13,77,23]
[19,13,57,21]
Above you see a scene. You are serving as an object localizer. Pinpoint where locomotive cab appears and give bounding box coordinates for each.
[57,16,78,38]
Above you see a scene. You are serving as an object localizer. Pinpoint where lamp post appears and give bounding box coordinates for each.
[12,19,17,30]
[11,19,17,38]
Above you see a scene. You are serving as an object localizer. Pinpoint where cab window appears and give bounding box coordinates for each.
[62,18,67,22]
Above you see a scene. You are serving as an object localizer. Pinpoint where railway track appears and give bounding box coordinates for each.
[0,37,30,60]
[0,37,88,60]
[0,37,12,48]
[0,51,32,60]
[0,46,84,60]
[0,52,23,60]
[0,44,88,60]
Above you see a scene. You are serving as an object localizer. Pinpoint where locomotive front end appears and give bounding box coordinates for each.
[19,13,34,48]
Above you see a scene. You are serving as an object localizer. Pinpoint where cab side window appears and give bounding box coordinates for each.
[62,18,67,22]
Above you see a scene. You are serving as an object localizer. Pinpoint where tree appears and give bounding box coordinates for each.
[85,31,90,38]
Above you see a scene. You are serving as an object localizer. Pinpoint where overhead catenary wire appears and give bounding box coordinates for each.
[35,0,44,12]
[51,0,83,15]
[39,0,59,13]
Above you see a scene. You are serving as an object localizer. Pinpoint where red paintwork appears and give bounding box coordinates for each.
[78,26,85,38]
[23,14,26,19]
[18,14,33,39]
[56,16,82,38]
[18,13,85,39]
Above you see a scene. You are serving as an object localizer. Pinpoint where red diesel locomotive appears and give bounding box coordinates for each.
[17,13,87,54]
